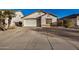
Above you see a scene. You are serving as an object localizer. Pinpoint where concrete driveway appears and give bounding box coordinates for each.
[0,27,78,50]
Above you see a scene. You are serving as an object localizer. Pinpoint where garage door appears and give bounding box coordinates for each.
[24,19,37,27]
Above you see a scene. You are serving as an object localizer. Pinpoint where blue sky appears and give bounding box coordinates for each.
[16,9,79,18]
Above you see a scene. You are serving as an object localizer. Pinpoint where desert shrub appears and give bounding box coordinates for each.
[64,20,74,28]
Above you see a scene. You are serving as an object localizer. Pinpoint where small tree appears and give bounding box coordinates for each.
[3,10,16,29]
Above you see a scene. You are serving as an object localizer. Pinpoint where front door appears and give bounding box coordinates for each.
[37,17,41,27]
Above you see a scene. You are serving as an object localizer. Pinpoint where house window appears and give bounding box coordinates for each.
[46,18,52,24]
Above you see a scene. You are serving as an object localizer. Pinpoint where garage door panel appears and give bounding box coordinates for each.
[24,19,37,26]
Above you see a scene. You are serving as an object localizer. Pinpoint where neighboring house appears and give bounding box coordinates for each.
[10,11,24,27]
[60,14,79,27]
[22,10,57,27]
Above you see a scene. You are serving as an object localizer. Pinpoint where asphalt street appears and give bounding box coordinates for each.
[0,27,78,50]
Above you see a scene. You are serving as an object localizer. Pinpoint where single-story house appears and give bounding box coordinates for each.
[22,10,57,27]
[59,14,79,27]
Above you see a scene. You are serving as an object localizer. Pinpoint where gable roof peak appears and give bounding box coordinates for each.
[37,10,47,14]
[37,10,43,12]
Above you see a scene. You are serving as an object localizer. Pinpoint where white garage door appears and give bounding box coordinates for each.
[24,19,37,27]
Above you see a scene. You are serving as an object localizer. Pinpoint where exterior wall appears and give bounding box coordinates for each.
[41,14,57,27]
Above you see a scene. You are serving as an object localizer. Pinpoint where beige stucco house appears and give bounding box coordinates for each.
[22,10,57,27]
